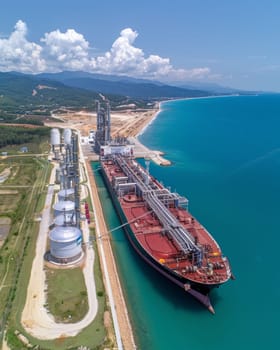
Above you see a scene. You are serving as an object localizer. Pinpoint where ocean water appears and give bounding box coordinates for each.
[93,94,280,349]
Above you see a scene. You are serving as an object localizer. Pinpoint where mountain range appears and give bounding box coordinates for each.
[0,71,256,121]
[36,71,213,99]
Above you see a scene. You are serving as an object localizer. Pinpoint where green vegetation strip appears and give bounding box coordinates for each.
[7,240,109,350]
[46,267,89,323]
[0,126,49,148]
[0,152,51,344]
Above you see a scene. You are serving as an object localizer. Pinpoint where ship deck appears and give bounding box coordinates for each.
[102,158,231,286]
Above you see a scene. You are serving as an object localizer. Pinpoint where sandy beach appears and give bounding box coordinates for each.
[51,107,159,138]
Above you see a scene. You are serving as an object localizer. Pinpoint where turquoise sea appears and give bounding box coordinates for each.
[93,94,280,349]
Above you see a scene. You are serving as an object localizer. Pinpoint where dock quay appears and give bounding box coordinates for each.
[129,137,171,166]
[82,139,171,166]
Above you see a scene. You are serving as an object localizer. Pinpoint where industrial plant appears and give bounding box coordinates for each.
[48,128,83,265]
[94,101,111,154]
[94,100,133,157]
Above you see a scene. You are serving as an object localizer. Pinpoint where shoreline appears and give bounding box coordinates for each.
[161,93,241,104]
[135,110,160,137]
[132,94,242,164]
[132,103,171,166]
[135,102,161,138]
[148,94,242,117]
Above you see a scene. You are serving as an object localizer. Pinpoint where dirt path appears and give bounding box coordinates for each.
[21,163,98,339]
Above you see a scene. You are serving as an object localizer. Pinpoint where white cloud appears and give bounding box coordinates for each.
[41,29,91,71]
[0,20,213,81]
[0,20,45,73]
[93,28,173,77]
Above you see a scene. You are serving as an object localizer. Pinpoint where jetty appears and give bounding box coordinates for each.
[129,137,171,166]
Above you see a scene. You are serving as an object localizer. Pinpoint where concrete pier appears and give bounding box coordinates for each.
[129,137,171,166]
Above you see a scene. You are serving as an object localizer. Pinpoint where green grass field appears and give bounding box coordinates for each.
[46,267,89,323]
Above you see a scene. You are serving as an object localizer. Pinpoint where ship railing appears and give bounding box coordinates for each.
[116,182,137,197]
[115,155,166,197]
[114,176,128,182]
[114,155,148,193]
[113,155,202,262]
[222,256,232,278]
[113,176,129,187]
[143,191,201,257]
[142,188,188,209]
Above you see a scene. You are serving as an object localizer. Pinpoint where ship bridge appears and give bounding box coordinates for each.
[112,154,202,264]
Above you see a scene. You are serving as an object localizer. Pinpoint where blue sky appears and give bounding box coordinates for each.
[1,0,280,91]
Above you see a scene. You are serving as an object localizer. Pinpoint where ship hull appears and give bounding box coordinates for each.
[99,165,217,311]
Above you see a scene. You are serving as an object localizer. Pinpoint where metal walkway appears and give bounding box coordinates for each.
[113,155,202,261]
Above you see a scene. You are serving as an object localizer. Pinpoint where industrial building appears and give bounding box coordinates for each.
[47,129,84,265]
[94,101,111,154]
[50,128,61,160]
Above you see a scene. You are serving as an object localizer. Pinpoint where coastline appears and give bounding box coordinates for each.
[132,103,171,166]
[160,93,241,104]
[46,96,278,348]
[135,110,160,137]
[132,94,242,164]
[135,102,161,137]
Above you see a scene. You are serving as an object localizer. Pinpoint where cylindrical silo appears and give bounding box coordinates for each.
[63,128,72,145]
[49,226,83,264]
[50,128,61,146]
[53,200,75,217]
[58,188,75,202]
[54,213,76,227]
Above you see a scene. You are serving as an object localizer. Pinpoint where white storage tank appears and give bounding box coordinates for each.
[54,213,76,226]
[50,128,61,146]
[53,200,75,217]
[58,188,75,202]
[63,128,72,145]
[49,226,83,263]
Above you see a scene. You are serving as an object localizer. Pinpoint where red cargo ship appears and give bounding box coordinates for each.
[100,150,232,313]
